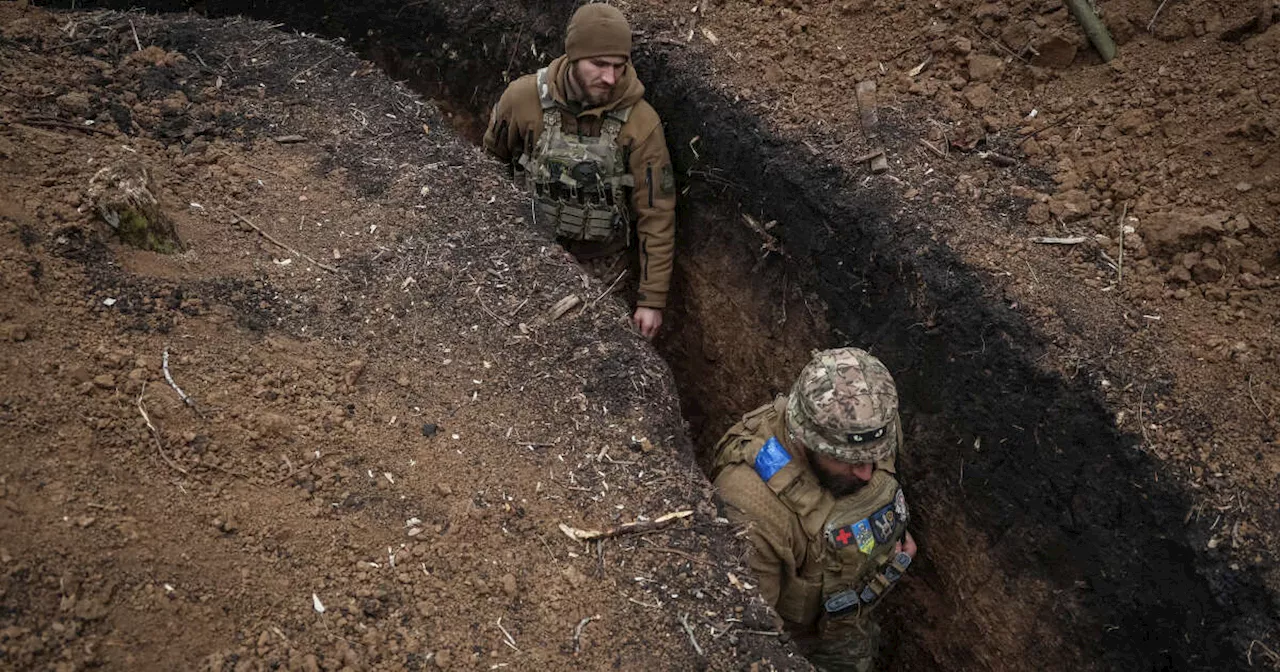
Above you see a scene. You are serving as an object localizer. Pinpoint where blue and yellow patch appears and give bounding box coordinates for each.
[853,519,875,555]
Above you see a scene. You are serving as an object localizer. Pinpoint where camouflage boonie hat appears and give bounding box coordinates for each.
[786,347,900,464]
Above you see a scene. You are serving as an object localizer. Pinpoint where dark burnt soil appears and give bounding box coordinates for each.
[0,6,806,671]
[23,0,1280,670]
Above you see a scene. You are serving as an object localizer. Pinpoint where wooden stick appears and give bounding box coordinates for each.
[1065,0,1117,62]
[559,510,692,542]
[229,210,340,273]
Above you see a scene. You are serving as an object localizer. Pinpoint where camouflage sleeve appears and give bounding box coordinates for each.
[804,616,881,672]
[626,117,675,309]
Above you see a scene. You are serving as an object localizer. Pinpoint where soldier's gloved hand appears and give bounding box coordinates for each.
[894,530,918,560]
[633,307,662,339]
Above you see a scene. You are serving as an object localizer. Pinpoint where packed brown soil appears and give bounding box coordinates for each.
[4,0,1280,670]
[0,6,804,671]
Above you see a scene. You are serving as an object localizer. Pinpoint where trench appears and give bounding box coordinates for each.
[53,1,1273,670]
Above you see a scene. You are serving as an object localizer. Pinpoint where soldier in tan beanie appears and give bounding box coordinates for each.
[711,348,919,672]
[483,3,675,339]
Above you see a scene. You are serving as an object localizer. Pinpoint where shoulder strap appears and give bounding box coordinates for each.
[605,105,632,124]
[535,67,556,110]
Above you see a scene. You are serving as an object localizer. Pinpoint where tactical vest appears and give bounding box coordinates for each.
[713,398,911,627]
[516,67,634,244]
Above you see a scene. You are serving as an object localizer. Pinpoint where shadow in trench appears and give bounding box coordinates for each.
[50,1,1274,669]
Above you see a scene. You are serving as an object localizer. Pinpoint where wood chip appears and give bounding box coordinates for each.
[547,294,582,321]
[271,135,307,144]
[1031,236,1088,245]
[908,54,932,77]
[854,80,879,139]
[853,149,885,164]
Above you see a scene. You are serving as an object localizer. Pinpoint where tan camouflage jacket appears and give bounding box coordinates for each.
[711,397,907,670]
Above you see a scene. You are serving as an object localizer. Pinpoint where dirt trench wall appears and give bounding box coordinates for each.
[46,1,1275,670]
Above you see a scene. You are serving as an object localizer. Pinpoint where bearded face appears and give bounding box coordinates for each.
[571,56,627,106]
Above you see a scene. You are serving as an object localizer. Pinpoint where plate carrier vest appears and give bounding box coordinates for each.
[516,67,634,244]
[713,398,912,626]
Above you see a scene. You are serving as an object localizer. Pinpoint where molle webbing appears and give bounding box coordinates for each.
[521,67,633,244]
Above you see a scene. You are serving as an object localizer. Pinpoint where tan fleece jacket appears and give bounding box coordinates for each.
[483,56,676,309]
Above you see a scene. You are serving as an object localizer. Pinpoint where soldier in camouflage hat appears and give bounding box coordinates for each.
[711,347,917,672]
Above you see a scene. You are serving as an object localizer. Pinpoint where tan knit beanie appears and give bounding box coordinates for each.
[565,4,631,61]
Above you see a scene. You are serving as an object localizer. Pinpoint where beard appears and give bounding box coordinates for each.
[570,67,613,106]
[812,461,869,498]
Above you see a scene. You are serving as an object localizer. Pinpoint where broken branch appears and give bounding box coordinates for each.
[559,510,693,542]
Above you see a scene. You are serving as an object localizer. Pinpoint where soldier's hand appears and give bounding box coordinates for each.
[895,531,918,560]
[633,307,663,339]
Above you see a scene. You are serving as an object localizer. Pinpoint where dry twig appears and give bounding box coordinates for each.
[14,116,116,137]
[1247,375,1273,421]
[918,139,947,158]
[162,348,200,414]
[1247,639,1280,666]
[495,617,519,652]
[678,613,704,656]
[136,382,189,476]
[973,26,1029,63]
[229,209,340,273]
[1148,0,1175,32]
[588,270,629,309]
[1117,203,1128,285]
[128,18,142,52]
[572,614,600,654]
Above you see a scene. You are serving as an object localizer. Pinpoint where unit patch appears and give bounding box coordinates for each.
[893,488,909,526]
[853,519,875,555]
[870,503,897,544]
[752,437,791,482]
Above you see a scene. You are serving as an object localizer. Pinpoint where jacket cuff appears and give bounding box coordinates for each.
[635,290,667,310]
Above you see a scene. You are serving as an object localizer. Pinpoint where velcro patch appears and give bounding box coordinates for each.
[854,519,875,555]
[660,164,675,194]
[870,503,897,544]
[824,588,862,616]
[753,437,791,482]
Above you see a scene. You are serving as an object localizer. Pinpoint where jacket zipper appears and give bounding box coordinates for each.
[646,164,654,208]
